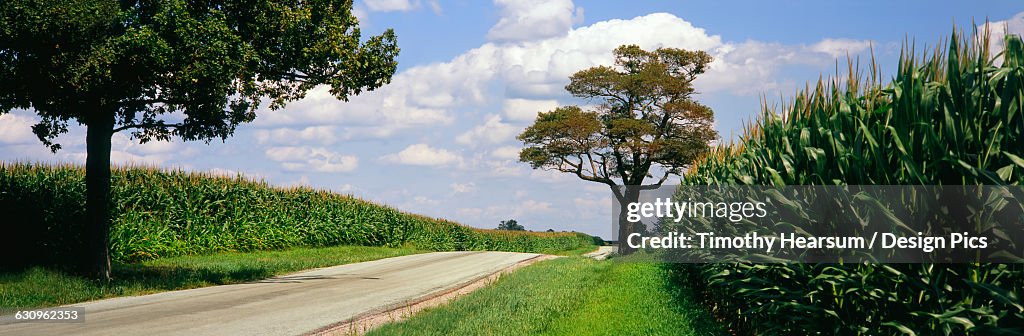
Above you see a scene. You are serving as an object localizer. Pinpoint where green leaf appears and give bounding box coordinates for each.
[882,321,917,336]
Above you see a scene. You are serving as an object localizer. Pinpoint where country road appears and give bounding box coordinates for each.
[0,251,543,336]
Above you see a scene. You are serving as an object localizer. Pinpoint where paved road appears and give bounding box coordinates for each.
[0,251,542,336]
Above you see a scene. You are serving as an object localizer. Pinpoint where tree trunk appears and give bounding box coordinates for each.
[616,186,641,255]
[84,113,114,281]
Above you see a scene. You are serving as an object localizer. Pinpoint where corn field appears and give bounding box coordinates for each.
[0,163,597,268]
[675,30,1024,335]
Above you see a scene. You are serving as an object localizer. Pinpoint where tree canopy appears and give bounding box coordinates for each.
[0,0,398,147]
[0,0,399,279]
[519,45,717,196]
[498,219,525,231]
[517,44,717,254]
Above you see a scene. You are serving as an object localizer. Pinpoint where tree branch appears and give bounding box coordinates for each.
[113,122,184,133]
[639,170,672,190]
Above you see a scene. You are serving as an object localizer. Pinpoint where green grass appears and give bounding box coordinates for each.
[548,244,602,256]
[0,245,421,313]
[368,256,726,336]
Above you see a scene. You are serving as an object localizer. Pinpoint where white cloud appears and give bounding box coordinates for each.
[460,199,555,223]
[530,168,571,183]
[337,183,359,194]
[256,12,848,142]
[981,12,1024,63]
[109,134,194,166]
[456,115,520,146]
[451,182,476,193]
[265,146,359,173]
[494,13,725,98]
[488,0,583,42]
[809,38,873,59]
[490,146,521,160]
[573,196,611,219]
[286,175,311,187]
[353,7,368,21]
[582,183,610,193]
[457,207,485,219]
[519,199,554,213]
[412,195,441,206]
[381,143,463,166]
[360,0,440,14]
[255,126,339,145]
[697,38,872,95]
[427,0,441,15]
[0,110,195,166]
[502,98,559,122]
[364,0,416,12]
[0,113,38,145]
[254,85,453,140]
[484,160,526,177]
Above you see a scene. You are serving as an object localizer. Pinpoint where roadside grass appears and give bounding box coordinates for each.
[0,245,421,313]
[548,244,602,256]
[368,255,725,336]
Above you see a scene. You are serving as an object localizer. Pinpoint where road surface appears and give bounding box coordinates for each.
[0,251,542,336]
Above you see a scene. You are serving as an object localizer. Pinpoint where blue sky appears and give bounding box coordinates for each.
[1,1,1022,239]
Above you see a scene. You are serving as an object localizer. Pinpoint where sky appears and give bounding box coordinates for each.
[2,1,1023,239]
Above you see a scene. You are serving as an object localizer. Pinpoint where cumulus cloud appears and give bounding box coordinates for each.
[530,168,571,183]
[364,0,416,12]
[265,146,359,173]
[482,160,526,177]
[381,143,463,166]
[573,196,610,219]
[337,183,360,194]
[362,0,440,13]
[981,12,1024,63]
[255,126,340,146]
[0,113,38,145]
[455,115,520,146]
[490,146,521,160]
[455,200,555,224]
[0,110,194,165]
[809,38,873,58]
[451,182,476,193]
[109,134,194,165]
[519,199,554,213]
[254,86,453,140]
[254,11,866,147]
[488,0,583,42]
[456,207,485,219]
[502,98,559,122]
[696,37,872,95]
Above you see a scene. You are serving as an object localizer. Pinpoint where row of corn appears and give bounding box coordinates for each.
[674,30,1023,335]
[0,163,596,267]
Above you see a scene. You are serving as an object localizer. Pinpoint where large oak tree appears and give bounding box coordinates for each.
[518,45,717,254]
[0,0,398,279]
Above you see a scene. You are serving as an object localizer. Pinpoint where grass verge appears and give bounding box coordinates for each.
[0,245,421,313]
[368,256,725,336]
[548,244,602,256]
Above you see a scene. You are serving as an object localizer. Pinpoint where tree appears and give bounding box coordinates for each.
[0,0,398,280]
[518,45,717,254]
[497,219,525,231]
